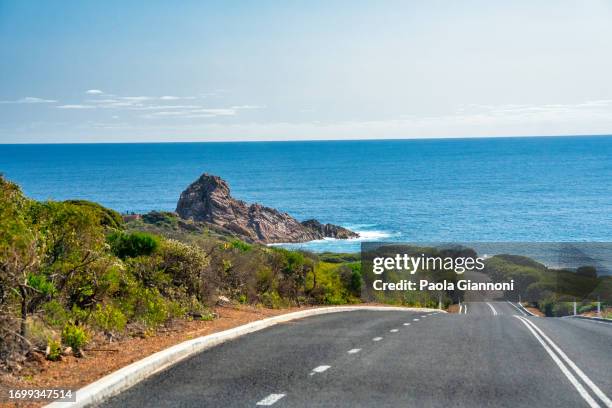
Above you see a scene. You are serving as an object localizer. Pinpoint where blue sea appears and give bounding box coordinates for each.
[2,136,612,254]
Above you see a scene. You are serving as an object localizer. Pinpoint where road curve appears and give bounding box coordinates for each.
[100,303,612,408]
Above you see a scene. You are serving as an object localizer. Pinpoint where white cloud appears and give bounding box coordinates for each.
[57,104,96,109]
[231,105,266,110]
[0,96,57,104]
[86,89,104,95]
[142,107,237,119]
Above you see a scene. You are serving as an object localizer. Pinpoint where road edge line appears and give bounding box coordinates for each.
[518,316,612,407]
[513,316,601,408]
[45,305,441,408]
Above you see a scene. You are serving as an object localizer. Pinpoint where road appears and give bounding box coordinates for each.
[100,302,612,407]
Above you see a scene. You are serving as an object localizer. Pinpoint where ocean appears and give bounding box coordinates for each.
[1,136,612,253]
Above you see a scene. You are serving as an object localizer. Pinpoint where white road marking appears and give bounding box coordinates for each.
[413,318,419,321]
[459,304,463,314]
[506,300,527,316]
[347,348,361,354]
[516,316,612,407]
[372,337,383,341]
[486,302,498,316]
[256,393,286,406]
[310,365,331,375]
[390,329,399,333]
[464,305,468,314]
[514,317,600,408]
[403,323,411,326]
[421,315,427,318]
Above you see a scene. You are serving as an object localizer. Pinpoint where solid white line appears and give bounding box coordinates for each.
[506,300,527,316]
[311,365,331,374]
[514,316,600,408]
[486,302,498,316]
[256,393,286,406]
[390,329,399,333]
[517,316,612,407]
[347,348,361,354]
[403,323,411,326]
[372,337,383,341]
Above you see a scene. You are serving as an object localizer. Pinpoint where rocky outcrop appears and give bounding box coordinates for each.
[176,173,359,244]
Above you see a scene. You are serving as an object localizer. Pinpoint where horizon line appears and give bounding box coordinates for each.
[1,133,612,145]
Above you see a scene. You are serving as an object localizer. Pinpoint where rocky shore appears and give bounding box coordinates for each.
[176,173,358,244]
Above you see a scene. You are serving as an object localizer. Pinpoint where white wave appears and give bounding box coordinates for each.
[352,229,392,240]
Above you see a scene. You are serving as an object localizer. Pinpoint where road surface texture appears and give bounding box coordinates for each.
[100,302,611,407]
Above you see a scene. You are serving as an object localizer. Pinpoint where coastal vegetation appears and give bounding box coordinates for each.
[0,176,363,372]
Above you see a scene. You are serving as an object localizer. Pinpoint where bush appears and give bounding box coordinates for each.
[46,339,62,361]
[229,239,252,252]
[61,323,88,351]
[92,303,127,333]
[64,200,124,230]
[108,231,159,259]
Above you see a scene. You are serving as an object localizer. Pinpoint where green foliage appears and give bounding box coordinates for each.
[64,200,124,230]
[141,211,179,228]
[41,300,69,328]
[230,239,252,252]
[108,231,159,259]
[46,339,62,361]
[27,273,57,297]
[92,303,127,333]
[260,291,287,309]
[61,323,88,351]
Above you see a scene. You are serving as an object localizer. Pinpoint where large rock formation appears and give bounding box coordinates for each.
[176,173,358,244]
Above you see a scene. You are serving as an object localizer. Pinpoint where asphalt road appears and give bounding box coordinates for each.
[100,302,612,408]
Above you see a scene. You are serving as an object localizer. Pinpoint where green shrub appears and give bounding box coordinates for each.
[61,323,88,351]
[41,300,69,328]
[108,231,159,259]
[92,303,127,333]
[230,239,252,252]
[260,291,286,309]
[46,339,62,361]
[64,200,124,229]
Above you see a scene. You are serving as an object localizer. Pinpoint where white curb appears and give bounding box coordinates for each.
[46,305,443,407]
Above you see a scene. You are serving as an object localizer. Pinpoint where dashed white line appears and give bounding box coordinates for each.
[413,318,419,321]
[486,302,498,316]
[310,365,331,375]
[347,348,361,354]
[256,393,286,406]
[403,323,411,326]
[390,329,399,333]
[516,316,612,407]
[372,337,383,342]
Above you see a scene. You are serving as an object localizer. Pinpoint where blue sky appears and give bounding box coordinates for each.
[1,0,612,143]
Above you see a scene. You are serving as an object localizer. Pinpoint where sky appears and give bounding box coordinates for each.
[1,0,612,143]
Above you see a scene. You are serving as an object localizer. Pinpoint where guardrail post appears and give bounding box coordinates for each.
[597,297,601,317]
[573,299,577,316]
